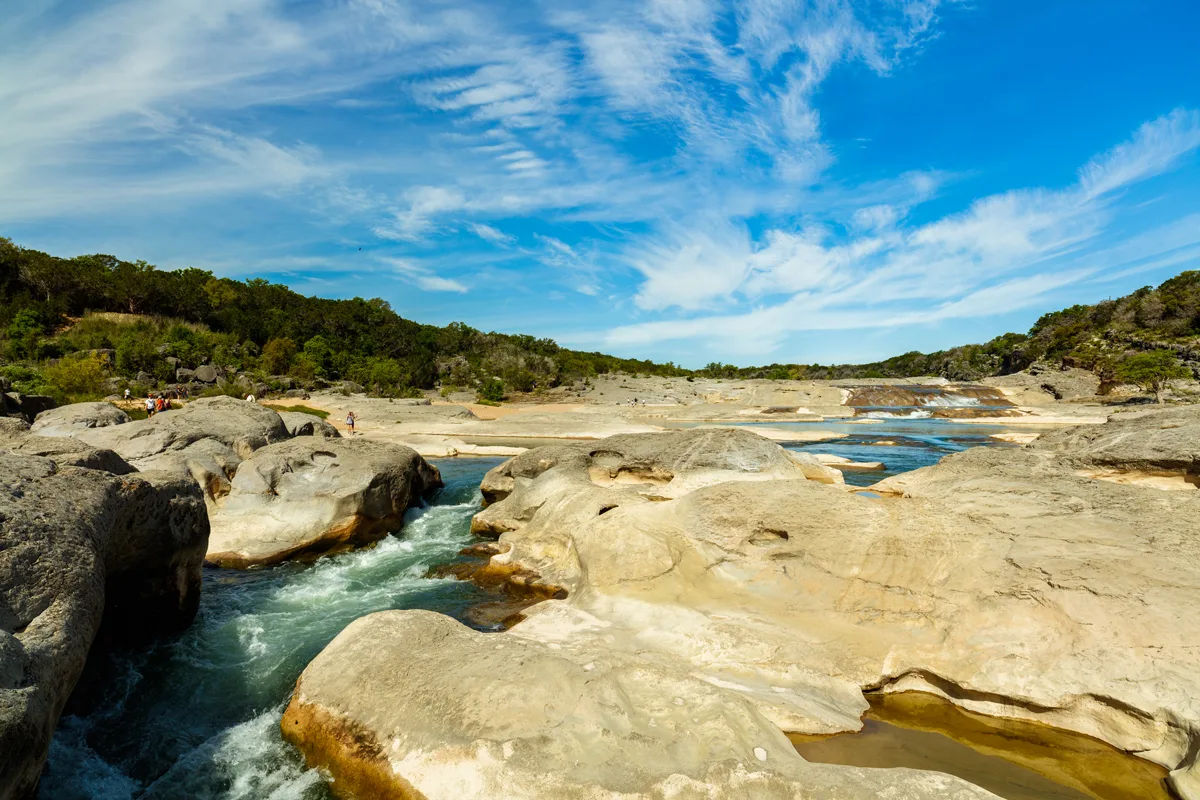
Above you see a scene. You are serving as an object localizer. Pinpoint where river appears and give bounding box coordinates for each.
[43,422,1163,800]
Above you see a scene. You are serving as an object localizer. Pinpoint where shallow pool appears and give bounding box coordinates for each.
[791,692,1173,800]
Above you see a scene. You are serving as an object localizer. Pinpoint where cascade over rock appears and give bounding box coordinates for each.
[0,452,208,800]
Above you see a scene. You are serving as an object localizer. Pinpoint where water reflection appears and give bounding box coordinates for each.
[790,692,1173,800]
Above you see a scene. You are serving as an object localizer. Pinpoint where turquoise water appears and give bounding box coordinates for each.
[38,421,1014,796]
[39,458,504,800]
[782,418,1013,487]
[691,418,1015,487]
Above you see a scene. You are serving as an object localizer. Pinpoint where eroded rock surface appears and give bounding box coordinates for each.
[30,402,130,437]
[66,396,290,503]
[1035,403,1199,481]
[0,453,208,799]
[282,610,995,800]
[277,411,340,439]
[293,408,1200,800]
[206,437,441,568]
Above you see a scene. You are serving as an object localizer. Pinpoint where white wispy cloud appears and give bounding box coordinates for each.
[602,108,1200,351]
[380,256,469,293]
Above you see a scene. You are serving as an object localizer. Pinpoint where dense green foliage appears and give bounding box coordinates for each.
[0,238,687,400]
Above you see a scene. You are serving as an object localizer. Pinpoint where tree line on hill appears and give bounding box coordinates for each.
[1,237,1195,405]
[695,272,1200,393]
[0,238,687,403]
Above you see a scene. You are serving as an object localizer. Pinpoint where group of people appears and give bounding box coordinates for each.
[144,393,170,416]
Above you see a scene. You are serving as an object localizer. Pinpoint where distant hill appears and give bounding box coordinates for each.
[0,237,686,402]
[1,237,1196,404]
[697,271,1200,383]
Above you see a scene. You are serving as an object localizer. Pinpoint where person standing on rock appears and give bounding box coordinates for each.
[346,411,356,435]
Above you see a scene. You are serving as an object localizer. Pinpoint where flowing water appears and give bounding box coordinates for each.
[38,458,505,800]
[40,431,1169,800]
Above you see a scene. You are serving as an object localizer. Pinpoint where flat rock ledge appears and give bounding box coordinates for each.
[282,610,995,800]
[287,406,1200,800]
[206,437,441,568]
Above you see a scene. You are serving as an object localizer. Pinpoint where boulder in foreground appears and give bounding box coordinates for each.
[206,437,441,568]
[0,453,208,799]
[282,610,994,800]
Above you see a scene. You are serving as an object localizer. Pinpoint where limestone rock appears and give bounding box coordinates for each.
[3,435,134,475]
[0,453,208,799]
[66,396,290,502]
[1,393,54,423]
[1034,403,1200,475]
[455,420,1200,797]
[206,437,441,568]
[277,411,340,438]
[0,417,30,441]
[30,401,130,437]
[193,364,218,383]
[282,610,994,800]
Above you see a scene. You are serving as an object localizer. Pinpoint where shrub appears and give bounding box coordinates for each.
[1115,350,1191,403]
[42,354,109,403]
[477,378,506,403]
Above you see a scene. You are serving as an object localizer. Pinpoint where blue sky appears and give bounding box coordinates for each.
[2,0,1199,367]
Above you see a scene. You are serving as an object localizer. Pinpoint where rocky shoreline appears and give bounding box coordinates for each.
[3,386,1197,799]
[283,406,1200,799]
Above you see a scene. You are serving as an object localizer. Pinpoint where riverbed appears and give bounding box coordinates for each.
[41,426,1169,800]
[39,458,505,800]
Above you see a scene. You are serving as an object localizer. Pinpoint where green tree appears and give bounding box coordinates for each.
[6,309,44,359]
[1116,350,1191,403]
[302,335,334,378]
[261,337,297,374]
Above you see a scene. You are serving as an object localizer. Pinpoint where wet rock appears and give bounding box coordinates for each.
[0,453,208,799]
[30,402,130,437]
[206,437,440,568]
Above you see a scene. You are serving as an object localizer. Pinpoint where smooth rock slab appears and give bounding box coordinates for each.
[30,401,130,437]
[282,610,994,800]
[206,437,441,568]
[466,408,1200,798]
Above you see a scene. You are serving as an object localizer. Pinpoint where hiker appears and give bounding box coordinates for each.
[155,396,165,413]
[124,388,131,401]
[346,411,356,435]
[145,394,156,417]
[246,394,255,403]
